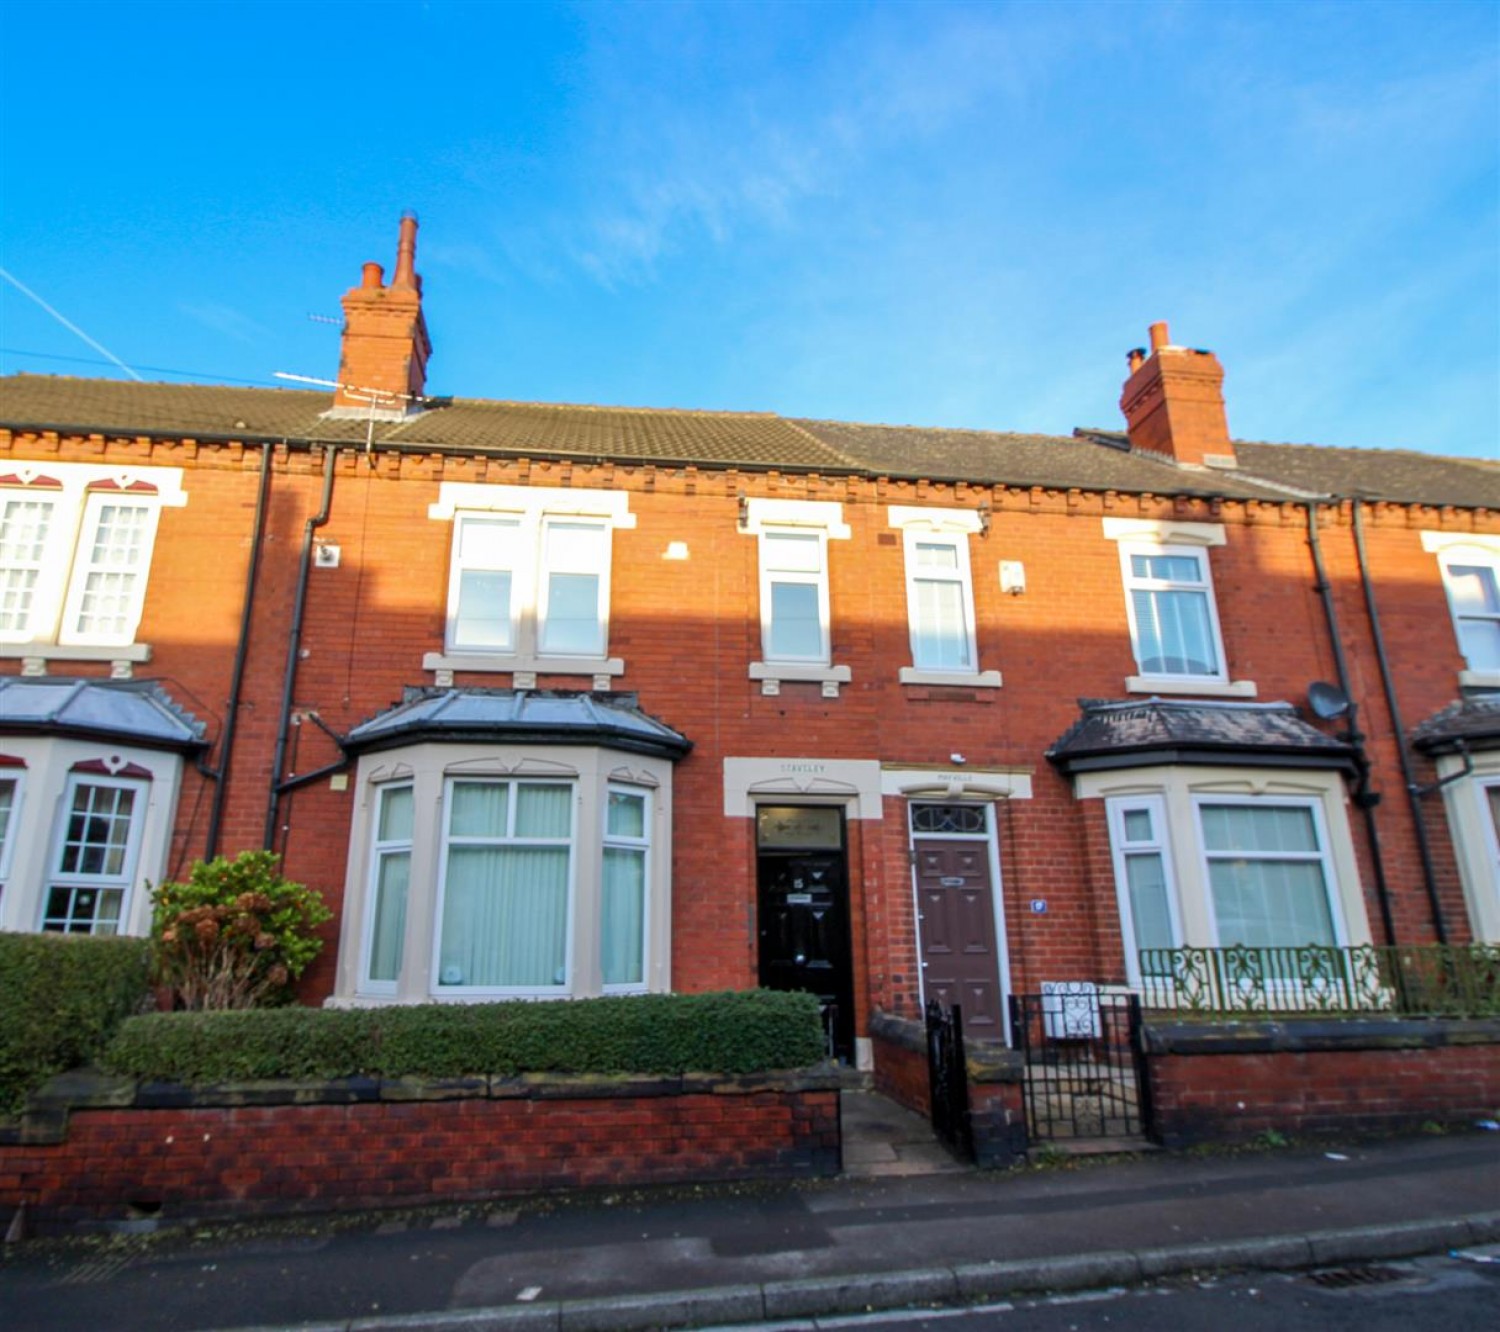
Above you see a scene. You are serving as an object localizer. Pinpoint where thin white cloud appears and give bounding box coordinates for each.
[177,302,270,345]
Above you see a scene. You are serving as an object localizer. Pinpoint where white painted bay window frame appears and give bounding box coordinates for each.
[360,782,415,994]
[41,771,149,935]
[336,743,673,1005]
[1432,750,1500,943]
[0,766,23,898]
[740,498,852,696]
[1079,765,1369,984]
[1105,794,1183,986]
[0,463,186,674]
[887,506,1000,687]
[1101,518,1255,698]
[1421,532,1500,689]
[425,484,635,687]
[0,739,184,938]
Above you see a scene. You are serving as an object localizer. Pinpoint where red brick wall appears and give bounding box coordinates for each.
[1,430,1494,1029]
[1148,1040,1500,1144]
[1,1084,840,1229]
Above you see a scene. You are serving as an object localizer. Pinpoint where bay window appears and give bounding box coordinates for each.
[334,694,686,1006]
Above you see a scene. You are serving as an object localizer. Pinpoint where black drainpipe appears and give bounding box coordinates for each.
[1350,499,1448,943]
[263,445,338,852]
[205,441,274,860]
[1305,501,1397,946]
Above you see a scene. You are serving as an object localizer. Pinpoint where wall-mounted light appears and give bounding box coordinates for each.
[999,560,1026,595]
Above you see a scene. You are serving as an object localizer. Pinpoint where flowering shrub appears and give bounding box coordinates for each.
[151,852,332,1010]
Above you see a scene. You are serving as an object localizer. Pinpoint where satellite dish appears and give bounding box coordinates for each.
[1307,681,1351,721]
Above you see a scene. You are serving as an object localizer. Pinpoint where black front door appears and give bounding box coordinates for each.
[755,806,855,1061]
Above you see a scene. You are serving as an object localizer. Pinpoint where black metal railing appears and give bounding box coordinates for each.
[1009,990,1151,1141]
[1138,943,1500,1018]
[924,1000,973,1161]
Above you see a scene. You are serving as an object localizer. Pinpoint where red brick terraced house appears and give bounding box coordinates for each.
[1,217,1497,1106]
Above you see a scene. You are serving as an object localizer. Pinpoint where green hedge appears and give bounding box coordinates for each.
[0,932,152,1118]
[102,990,827,1084]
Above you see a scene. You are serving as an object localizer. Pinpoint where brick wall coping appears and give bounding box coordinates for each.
[869,1011,1025,1083]
[1143,1015,1500,1057]
[2,1065,844,1147]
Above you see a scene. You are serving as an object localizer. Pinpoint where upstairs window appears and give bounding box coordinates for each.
[740,498,852,695]
[1121,544,1223,679]
[0,465,185,655]
[1102,518,1253,698]
[428,484,634,681]
[760,528,830,663]
[1424,535,1500,681]
[887,506,999,687]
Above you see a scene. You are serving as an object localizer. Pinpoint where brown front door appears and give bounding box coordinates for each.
[914,836,1003,1038]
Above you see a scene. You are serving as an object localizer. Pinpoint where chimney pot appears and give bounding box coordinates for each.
[1148,321,1170,352]
[1127,348,1146,374]
[392,213,419,289]
[360,262,384,290]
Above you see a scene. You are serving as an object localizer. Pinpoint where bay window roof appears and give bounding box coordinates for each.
[346,688,692,760]
[0,677,205,752]
[1047,697,1355,775]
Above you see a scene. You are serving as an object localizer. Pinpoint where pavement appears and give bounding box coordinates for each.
[3,1089,1499,1332]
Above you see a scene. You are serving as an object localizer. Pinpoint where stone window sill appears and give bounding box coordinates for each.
[0,642,151,678]
[749,661,852,698]
[423,651,625,691]
[899,668,1002,689]
[1126,675,1258,699]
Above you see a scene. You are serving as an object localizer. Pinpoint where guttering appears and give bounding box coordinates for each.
[1305,501,1397,946]
[205,441,274,859]
[263,445,338,851]
[1350,500,1448,944]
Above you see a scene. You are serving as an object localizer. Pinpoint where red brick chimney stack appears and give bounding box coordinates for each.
[331,212,431,417]
[1119,321,1235,467]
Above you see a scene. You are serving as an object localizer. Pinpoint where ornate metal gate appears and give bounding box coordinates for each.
[1008,988,1154,1143]
[924,999,973,1161]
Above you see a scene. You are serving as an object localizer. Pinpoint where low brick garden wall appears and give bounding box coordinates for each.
[1144,1016,1500,1146]
[1,1068,842,1232]
[869,1011,1028,1167]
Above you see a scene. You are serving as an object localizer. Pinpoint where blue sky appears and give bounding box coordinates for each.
[1,0,1495,458]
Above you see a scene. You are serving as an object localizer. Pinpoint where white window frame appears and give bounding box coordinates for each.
[333,744,675,1006]
[1421,533,1500,689]
[1105,795,1183,987]
[40,772,149,936]
[1101,518,1255,698]
[359,781,415,996]
[431,776,578,998]
[0,464,185,666]
[1076,765,1370,977]
[1192,793,1346,950]
[757,525,831,665]
[0,767,24,894]
[426,484,635,683]
[887,506,1000,687]
[1432,753,1500,943]
[740,498,852,695]
[601,783,651,994]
